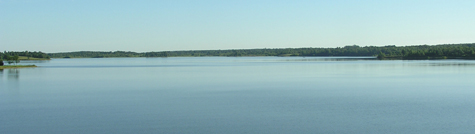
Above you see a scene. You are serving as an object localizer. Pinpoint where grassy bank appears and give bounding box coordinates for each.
[0,65,37,69]
[18,56,50,60]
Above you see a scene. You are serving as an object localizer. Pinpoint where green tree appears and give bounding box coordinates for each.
[14,55,20,65]
[377,52,386,59]
[4,54,13,65]
[25,51,30,59]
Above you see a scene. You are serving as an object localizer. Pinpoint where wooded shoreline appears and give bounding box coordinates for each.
[47,43,475,60]
[2,43,475,61]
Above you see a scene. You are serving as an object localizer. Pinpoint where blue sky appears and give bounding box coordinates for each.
[1,0,474,52]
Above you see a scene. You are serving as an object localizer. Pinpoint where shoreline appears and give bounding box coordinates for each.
[18,56,50,61]
[50,56,475,60]
[0,65,37,69]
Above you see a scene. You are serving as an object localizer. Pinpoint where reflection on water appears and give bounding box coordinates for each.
[1,69,20,93]
[0,69,21,80]
[8,69,20,80]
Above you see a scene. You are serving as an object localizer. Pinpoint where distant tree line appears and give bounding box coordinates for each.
[46,43,475,59]
[1,51,50,59]
[48,51,143,58]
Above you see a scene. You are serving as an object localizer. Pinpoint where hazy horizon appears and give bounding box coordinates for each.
[2,0,474,53]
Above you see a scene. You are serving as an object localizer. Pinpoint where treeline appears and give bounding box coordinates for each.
[49,51,141,58]
[47,43,475,59]
[1,51,50,59]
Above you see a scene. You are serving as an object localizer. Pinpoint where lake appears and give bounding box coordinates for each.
[1,57,475,134]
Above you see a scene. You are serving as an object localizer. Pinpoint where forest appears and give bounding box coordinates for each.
[47,43,475,59]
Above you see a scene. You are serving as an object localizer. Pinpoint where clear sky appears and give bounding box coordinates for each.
[1,0,474,53]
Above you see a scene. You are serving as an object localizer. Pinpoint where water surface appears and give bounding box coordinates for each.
[1,57,475,134]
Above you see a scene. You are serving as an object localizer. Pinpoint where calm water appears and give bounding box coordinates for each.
[1,57,475,134]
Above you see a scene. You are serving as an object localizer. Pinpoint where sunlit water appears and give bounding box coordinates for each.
[1,57,475,134]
